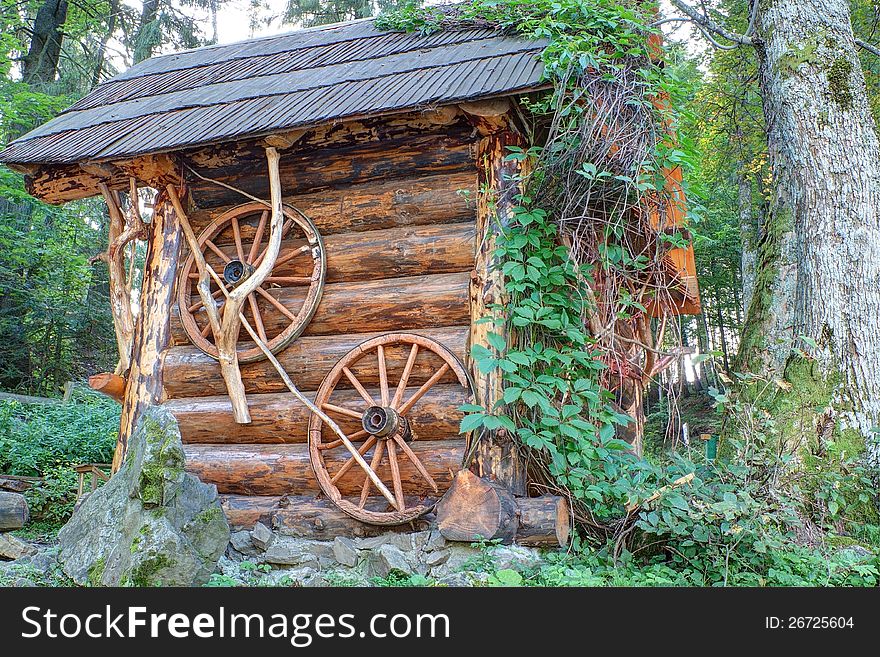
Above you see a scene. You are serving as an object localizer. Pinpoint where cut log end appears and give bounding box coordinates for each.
[435,470,570,547]
[0,491,30,531]
[88,372,126,403]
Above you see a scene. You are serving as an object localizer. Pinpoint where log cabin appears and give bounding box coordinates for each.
[0,17,699,547]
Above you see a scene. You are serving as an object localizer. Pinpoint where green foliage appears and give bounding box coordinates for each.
[0,390,119,476]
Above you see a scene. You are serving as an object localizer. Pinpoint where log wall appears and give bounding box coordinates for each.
[159,115,478,531]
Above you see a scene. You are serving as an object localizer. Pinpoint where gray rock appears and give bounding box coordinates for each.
[230,530,255,553]
[490,545,543,571]
[357,532,413,551]
[14,577,36,587]
[424,549,449,567]
[263,537,333,566]
[0,533,37,561]
[437,572,472,587]
[57,407,229,587]
[251,522,274,550]
[425,530,446,551]
[430,545,481,578]
[332,537,359,567]
[367,544,414,578]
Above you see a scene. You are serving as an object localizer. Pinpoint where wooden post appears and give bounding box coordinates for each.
[111,190,182,471]
[466,106,528,495]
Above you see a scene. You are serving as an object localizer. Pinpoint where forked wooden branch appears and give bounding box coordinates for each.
[97,179,146,375]
[168,147,286,425]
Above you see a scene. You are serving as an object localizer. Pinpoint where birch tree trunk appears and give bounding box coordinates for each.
[739,0,880,462]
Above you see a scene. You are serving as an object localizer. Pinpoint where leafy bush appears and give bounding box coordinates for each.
[0,388,119,476]
[0,388,119,528]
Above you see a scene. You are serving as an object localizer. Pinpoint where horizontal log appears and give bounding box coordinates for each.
[219,494,433,536]
[182,221,476,284]
[185,440,463,497]
[163,325,468,397]
[88,372,125,403]
[517,495,571,548]
[172,272,470,343]
[187,130,475,208]
[0,491,29,530]
[188,171,476,237]
[165,384,467,444]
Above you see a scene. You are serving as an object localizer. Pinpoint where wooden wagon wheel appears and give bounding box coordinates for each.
[308,333,473,525]
[177,201,325,363]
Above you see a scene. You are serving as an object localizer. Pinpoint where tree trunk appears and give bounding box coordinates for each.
[132,0,161,64]
[740,0,880,461]
[91,0,120,87]
[738,169,757,316]
[112,192,182,470]
[0,492,29,530]
[22,0,69,87]
[469,128,527,494]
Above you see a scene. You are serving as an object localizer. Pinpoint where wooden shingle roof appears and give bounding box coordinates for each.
[0,19,547,166]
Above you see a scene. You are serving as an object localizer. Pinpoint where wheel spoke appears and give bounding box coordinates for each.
[273,244,311,268]
[318,428,368,450]
[264,276,312,286]
[399,363,450,415]
[251,217,295,268]
[359,440,385,508]
[386,439,406,510]
[247,210,269,264]
[391,343,419,409]
[200,320,213,338]
[343,367,376,406]
[255,287,298,322]
[247,293,267,343]
[231,216,246,262]
[330,435,376,483]
[393,434,438,493]
[377,345,389,406]
[322,402,363,420]
[204,240,231,263]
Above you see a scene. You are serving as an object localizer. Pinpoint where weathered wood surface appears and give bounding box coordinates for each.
[469,128,527,495]
[163,325,468,397]
[88,372,126,403]
[187,131,475,208]
[165,384,467,444]
[184,440,462,496]
[179,222,476,284]
[113,193,182,470]
[436,469,518,543]
[25,110,470,205]
[0,491,29,530]
[172,272,470,343]
[187,171,475,238]
[435,470,570,547]
[220,494,433,536]
[517,495,571,547]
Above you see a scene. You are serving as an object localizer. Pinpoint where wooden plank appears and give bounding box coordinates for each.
[187,171,476,238]
[184,440,463,497]
[172,271,471,343]
[165,384,467,444]
[187,130,475,208]
[162,325,468,398]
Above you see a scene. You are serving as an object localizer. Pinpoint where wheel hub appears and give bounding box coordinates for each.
[223,259,254,287]
[362,405,412,441]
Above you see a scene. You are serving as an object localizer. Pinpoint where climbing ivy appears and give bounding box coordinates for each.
[379,0,686,534]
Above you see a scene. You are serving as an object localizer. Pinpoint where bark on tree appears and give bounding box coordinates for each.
[739,0,880,462]
[738,170,756,315]
[469,127,527,495]
[112,192,182,470]
[22,0,69,87]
